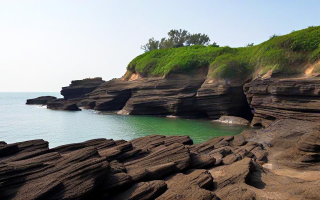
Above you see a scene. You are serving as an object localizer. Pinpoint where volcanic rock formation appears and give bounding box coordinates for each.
[244,76,320,127]
[1,119,320,199]
[26,96,57,105]
[78,68,252,120]
[60,77,105,101]
[46,99,81,111]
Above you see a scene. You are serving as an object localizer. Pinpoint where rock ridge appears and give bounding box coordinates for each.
[1,118,320,199]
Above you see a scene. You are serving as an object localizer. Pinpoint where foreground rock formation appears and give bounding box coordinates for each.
[1,118,319,199]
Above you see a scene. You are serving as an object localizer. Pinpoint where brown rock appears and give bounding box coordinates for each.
[157,169,218,200]
[244,77,320,127]
[125,143,191,172]
[109,180,167,200]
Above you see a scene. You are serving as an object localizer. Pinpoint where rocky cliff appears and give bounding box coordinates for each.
[40,26,320,123]
[61,77,105,100]
[74,68,252,120]
[244,76,320,127]
[53,68,320,127]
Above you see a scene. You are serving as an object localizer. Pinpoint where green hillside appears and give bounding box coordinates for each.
[127,26,320,79]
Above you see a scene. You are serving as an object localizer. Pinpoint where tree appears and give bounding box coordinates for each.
[187,33,210,46]
[210,42,219,47]
[269,34,278,39]
[141,37,159,52]
[246,43,254,47]
[159,37,174,49]
[167,29,190,47]
[141,29,215,52]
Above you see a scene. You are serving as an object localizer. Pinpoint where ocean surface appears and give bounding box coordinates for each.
[0,92,248,148]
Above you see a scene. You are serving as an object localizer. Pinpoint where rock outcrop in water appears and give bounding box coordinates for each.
[47,99,81,111]
[1,118,320,199]
[61,77,105,101]
[26,78,104,111]
[26,96,57,105]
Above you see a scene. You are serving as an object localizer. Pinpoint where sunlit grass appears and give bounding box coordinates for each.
[127,26,320,79]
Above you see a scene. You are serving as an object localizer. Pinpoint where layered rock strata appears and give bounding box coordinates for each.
[1,118,320,199]
[60,77,105,100]
[26,96,57,105]
[244,77,320,127]
[46,99,81,111]
[79,69,252,119]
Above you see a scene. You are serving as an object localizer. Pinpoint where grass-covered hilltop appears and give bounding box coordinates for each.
[127,26,320,80]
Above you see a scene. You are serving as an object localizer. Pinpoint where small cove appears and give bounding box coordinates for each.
[0,92,248,147]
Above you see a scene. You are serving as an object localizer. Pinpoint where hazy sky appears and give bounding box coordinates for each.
[1,0,319,92]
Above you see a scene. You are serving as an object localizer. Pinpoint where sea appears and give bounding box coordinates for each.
[0,92,247,148]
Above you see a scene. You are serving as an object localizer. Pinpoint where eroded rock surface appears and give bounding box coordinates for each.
[61,77,105,100]
[1,119,320,199]
[244,77,320,127]
[47,68,253,120]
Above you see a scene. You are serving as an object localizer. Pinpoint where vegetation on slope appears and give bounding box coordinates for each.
[128,26,320,79]
[141,29,213,52]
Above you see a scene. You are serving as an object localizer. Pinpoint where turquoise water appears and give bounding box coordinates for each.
[0,93,247,147]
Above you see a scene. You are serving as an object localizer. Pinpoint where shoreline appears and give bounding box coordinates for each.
[1,118,319,199]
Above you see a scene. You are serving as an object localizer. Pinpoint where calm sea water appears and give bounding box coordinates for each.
[0,92,247,147]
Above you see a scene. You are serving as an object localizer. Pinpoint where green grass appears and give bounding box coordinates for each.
[127,26,320,79]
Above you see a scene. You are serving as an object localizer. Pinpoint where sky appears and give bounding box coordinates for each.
[0,0,320,92]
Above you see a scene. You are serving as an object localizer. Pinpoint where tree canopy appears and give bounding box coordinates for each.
[141,29,215,52]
